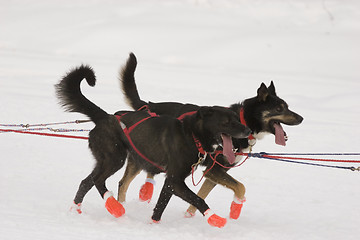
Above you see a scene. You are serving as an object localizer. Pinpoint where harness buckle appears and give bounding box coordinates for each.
[248,138,256,147]
[192,152,207,171]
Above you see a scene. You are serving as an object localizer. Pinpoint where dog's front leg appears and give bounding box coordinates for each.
[161,178,226,228]
[204,167,246,219]
[185,179,216,217]
[152,178,174,223]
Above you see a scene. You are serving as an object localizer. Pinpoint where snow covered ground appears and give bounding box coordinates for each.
[1,0,359,239]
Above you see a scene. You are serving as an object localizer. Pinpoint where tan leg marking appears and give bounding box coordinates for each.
[117,160,141,202]
[146,172,155,179]
[186,169,245,215]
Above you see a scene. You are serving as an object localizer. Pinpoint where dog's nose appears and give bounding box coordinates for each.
[296,114,304,124]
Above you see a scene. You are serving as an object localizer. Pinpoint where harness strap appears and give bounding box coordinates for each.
[191,149,252,186]
[192,133,206,155]
[177,111,197,121]
[137,105,158,117]
[239,108,255,140]
[127,116,153,133]
[115,113,166,172]
[115,108,200,173]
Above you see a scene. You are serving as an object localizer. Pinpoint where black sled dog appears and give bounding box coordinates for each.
[118,53,304,219]
[55,65,251,228]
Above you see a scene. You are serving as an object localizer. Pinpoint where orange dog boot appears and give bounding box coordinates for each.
[150,218,161,224]
[139,178,155,202]
[70,201,82,214]
[104,191,125,218]
[204,209,227,228]
[229,196,246,220]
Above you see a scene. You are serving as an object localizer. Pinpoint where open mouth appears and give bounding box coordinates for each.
[272,121,288,146]
[221,133,236,165]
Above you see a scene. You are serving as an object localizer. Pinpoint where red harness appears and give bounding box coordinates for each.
[191,133,206,155]
[239,107,255,140]
[177,111,198,121]
[116,107,199,173]
[115,108,166,172]
[116,106,252,182]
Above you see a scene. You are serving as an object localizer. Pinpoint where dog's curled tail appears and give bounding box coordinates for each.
[120,53,147,110]
[55,65,108,124]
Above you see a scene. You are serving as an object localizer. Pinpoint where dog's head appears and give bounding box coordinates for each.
[243,81,303,145]
[194,106,251,164]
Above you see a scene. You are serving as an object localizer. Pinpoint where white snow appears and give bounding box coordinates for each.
[1,0,359,239]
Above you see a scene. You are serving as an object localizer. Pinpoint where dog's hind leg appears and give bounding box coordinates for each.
[117,157,141,202]
[89,138,128,217]
[72,161,124,208]
[86,124,129,217]
[91,160,126,218]
[117,155,155,203]
[71,162,126,216]
[73,173,94,205]
[70,173,95,214]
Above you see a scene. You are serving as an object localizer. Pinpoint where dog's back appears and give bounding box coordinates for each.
[115,109,189,175]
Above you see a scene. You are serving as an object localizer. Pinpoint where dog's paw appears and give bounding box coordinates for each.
[204,209,227,228]
[139,179,155,203]
[184,209,196,218]
[229,197,246,220]
[69,201,82,214]
[149,218,161,224]
[104,192,125,218]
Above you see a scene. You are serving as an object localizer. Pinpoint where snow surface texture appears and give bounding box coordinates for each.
[1,0,359,239]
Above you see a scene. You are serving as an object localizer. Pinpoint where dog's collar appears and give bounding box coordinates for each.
[239,108,255,141]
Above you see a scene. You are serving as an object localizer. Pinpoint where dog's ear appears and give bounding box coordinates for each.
[268,81,277,96]
[257,83,269,102]
[197,106,214,119]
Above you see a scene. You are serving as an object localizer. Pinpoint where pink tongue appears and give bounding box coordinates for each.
[274,123,286,146]
[222,134,236,164]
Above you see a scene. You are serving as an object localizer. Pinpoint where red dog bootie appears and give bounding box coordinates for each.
[204,209,227,228]
[150,218,161,224]
[139,178,155,203]
[70,201,82,214]
[104,191,125,218]
[229,196,246,220]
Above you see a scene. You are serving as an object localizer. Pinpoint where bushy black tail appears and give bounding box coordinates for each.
[120,53,147,110]
[55,65,108,124]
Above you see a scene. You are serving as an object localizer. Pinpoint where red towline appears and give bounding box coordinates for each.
[0,128,88,140]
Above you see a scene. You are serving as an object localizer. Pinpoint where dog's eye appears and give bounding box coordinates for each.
[276,106,283,112]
